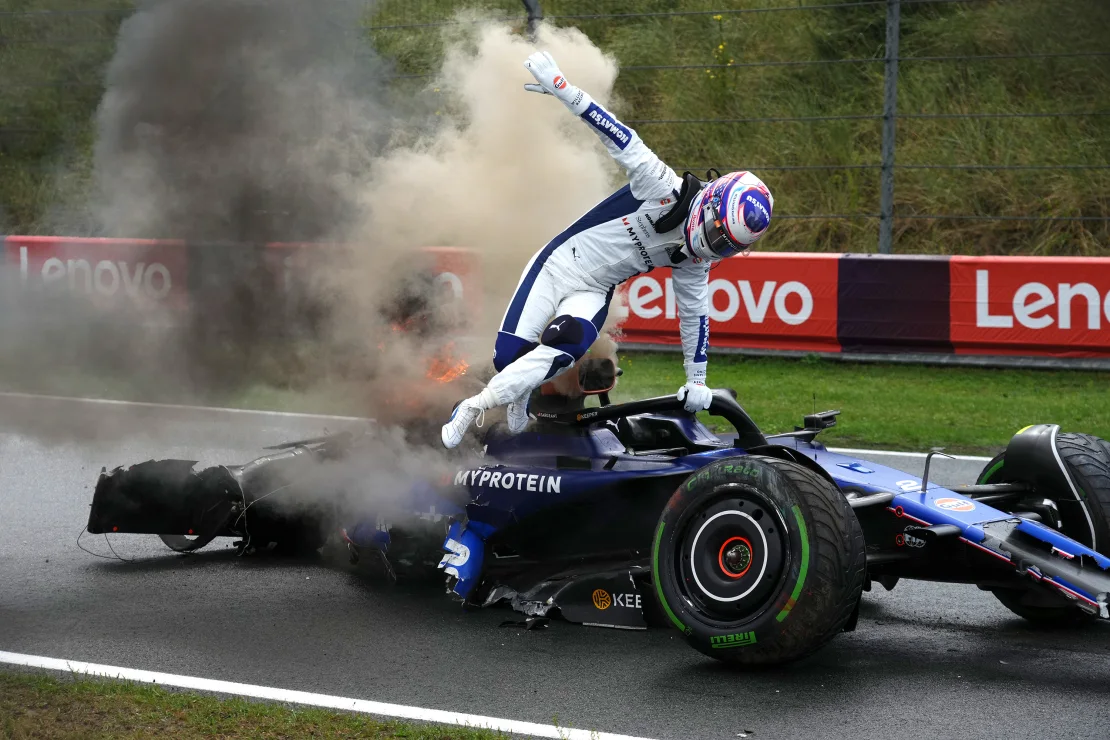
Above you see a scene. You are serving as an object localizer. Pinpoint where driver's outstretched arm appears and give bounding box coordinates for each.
[524,51,680,202]
[672,259,713,412]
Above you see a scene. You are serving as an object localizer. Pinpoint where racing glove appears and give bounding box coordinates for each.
[523,51,592,116]
[676,361,713,413]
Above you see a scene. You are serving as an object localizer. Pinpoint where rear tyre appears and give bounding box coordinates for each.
[980,432,1110,625]
[652,456,865,666]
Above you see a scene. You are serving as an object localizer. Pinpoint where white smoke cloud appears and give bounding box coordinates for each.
[4,5,628,513]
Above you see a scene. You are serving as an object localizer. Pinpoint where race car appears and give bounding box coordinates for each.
[86,358,1110,666]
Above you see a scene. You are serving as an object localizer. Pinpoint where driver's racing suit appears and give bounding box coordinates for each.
[485,101,711,408]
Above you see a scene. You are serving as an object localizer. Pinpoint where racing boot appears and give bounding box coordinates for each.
[441,388,497,449]
[506,394,531,434]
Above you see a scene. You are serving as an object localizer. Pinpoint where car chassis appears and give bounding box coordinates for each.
[86,362,1110,663]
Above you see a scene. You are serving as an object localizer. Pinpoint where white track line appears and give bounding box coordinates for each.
[0,651,655,740]
[2,390,994,460]
[0,390,370,423]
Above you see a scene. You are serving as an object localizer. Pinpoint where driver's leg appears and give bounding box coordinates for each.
[485,286,614,409]
[441,268,613,448]
[441,262,557,448]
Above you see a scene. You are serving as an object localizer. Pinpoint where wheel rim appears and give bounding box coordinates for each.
[676,486,789,621]
[718,536,753,579]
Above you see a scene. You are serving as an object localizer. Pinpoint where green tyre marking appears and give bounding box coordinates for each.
[710,631,757,649]
[652,521,687,633]
[775,505,810,623]
[978,459,1005,485]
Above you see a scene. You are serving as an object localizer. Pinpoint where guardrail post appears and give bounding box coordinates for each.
[522,0,543,38]
[878,0,900,254]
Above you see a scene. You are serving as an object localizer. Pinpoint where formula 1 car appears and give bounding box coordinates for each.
[86,358,1110,666]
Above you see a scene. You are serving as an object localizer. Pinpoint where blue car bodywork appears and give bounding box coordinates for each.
[88,390,1110,631]
[342,392,1110,626]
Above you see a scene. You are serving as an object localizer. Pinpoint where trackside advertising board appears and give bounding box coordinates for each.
[617,253,840,352]
[6,236,189,311]
[950,256,1110,358]
[1,236,478,325]
[3,237,1108,360]
[617,252,1110,359]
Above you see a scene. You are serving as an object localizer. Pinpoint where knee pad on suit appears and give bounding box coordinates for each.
[540,315,598,361]
[493,331,539,372]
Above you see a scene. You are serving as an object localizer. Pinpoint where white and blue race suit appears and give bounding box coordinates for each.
[485,101,711,407]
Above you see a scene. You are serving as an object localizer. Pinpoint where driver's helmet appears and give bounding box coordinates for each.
[684,171,774,262]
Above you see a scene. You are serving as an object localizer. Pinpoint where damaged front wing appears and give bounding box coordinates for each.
[86,435,352,554]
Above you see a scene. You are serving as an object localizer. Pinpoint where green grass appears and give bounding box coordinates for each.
[2,0,1108,253]
[368,0,1110,255]
[4,352,1107,455]
[610,352,1110,454]
[0,672,504,740]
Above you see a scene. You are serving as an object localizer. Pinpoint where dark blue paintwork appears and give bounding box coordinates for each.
[346,416,1110,604]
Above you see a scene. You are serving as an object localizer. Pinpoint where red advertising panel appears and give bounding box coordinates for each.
[3,237,481,326]
[5,236,189,311]
[615,253,841,352]
[950,256,1110,358]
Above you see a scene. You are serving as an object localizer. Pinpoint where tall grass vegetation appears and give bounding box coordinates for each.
[1,0,1107,254]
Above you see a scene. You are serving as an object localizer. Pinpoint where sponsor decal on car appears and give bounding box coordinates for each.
[895,531,926,548]
[613,592,642,609]
[710,631,757,649]
[591,589,611,610]
[453,469,562,493]
[590,588,641,610]
[438,537,470,578]
[934,497,975,512]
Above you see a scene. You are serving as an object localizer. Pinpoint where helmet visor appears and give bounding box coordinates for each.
[699,199,743,259]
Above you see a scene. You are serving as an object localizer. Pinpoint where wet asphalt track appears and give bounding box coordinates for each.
[2,394,1109,740]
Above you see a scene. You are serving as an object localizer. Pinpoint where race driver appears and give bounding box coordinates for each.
[442,51,774,449]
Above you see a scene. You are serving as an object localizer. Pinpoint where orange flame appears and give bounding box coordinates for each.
[427,357,469,383]
[426,341,469,383]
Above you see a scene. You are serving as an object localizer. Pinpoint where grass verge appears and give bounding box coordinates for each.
[0,672,504,740]
[3,351,1108,455]
[610,352,1110,455]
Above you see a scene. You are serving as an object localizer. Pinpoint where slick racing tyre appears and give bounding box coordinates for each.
[979,432,1110,626]
[652,456,865,666]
